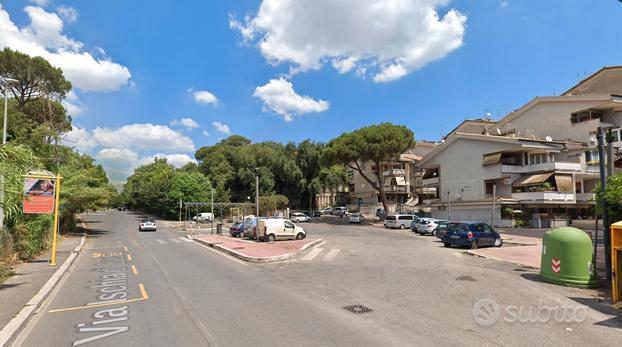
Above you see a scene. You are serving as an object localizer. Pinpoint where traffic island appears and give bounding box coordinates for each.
[191,235,323,263]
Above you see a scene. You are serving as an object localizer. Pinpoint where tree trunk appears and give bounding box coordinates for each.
[375,160,389,213]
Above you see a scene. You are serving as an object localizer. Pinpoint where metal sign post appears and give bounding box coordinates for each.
[23,173,62,266]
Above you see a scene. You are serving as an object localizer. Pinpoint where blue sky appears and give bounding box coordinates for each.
[1,0,622,183]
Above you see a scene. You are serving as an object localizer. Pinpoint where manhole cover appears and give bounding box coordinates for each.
[455,275,476,282]
[343,304,373,314]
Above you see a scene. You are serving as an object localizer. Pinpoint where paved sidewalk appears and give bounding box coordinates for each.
[467,245,542,269]
[192,235,322,262]
[0,233,82,330]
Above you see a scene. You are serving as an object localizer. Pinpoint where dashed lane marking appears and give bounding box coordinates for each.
[131,265,138,275]
[127,254,132,261]
[155,238,167,245]
[322,248,341,262]
[301,248,323,261]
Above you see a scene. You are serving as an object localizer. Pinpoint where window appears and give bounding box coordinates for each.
[485,182,494,195]
[284,221,295,228]
[611,130,620,143]
[398,215,413,220]
[585,150,599,163]
[571,110,602,123]
[483,225,493,233]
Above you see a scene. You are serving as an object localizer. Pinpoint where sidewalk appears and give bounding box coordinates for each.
[0,233,83,331]
[192,235,322,262]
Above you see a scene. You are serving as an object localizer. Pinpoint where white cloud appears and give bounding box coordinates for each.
[253,78,329,121]
[92,123,195,152]
[212,121,230,135]
[170,117,199,129]
[62,90,83,116]
[61,126,97,152]
[499,1,509,7]
[29,0,49,7]
[96,147,139,163]
[56,6,78,23]
[138,153,197,168]
[231,0,466,83]
[191,90,218,105]
[202,130,210,137]
[0,5,131,91]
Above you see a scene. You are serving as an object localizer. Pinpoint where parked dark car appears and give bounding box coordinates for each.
[441,222,503,249]
[229,222,244,238]
[434,221,449,239]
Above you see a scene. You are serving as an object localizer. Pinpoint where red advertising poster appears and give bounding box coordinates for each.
[23,178,55,214]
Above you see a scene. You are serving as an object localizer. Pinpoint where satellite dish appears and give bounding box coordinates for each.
[587,134,597,146]
[503,177,512,185]
[545,136,553,142]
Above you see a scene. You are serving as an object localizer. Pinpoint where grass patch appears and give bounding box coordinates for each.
[0,262,15,284]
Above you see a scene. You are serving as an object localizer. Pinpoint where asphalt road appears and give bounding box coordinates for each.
[14,211,622,346]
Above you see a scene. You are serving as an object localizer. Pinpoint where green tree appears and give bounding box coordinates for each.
[595,173,622,223]
[324,123,414,212]
[0,48,72,110]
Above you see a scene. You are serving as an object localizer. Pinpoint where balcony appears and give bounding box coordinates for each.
[576,192,595,202]
[384,185,408,193]
[501,162,582,174]
[414,187,437,195]
[512,192,575,202]
[383,169,406,176]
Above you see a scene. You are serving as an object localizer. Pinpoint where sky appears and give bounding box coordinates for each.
[1,0,622,184]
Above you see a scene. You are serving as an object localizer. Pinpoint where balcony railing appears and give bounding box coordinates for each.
[512,192,575,202]
[576,192,595,202]
[501,162,581,174]
[383,169,406,176]
[421,177,439,185]
[383,185,408,193]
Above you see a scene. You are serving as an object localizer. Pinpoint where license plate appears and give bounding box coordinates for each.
[450,235,460,239]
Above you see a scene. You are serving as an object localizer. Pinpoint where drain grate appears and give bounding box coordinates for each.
[455,275,476,282]
[343,304,373,314]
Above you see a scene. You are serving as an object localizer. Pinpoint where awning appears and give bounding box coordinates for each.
[395,177,406,186]
[513,172,554,187]
[482,152,502,166]
[554,174,573,192]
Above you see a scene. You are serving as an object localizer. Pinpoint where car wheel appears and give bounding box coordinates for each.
[470,240,478,250]
[267,234,276,242]
[494,237,503,247]
[400,224,405,230]
[443,242,451,248]
[296,233,304,240]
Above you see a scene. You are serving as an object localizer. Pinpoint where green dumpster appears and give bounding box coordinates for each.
[540,227,598,287]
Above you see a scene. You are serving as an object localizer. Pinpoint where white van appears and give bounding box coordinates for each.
[192,212,213,223]
[257,219,306,242]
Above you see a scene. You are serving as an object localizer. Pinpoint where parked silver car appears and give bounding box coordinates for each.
[290,212,311,223]
[384,214,418,229]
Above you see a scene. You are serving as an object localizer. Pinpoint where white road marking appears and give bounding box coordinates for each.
[322,248,341,262]
[180,237,193,242]
[155,238,167,245]
[193,242,247,266]
[301,248,323,261]
[169,238,181,244]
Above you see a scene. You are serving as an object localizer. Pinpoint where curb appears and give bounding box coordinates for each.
[464,250,540,269]
[0,224,87,347]
[191,237,323,263]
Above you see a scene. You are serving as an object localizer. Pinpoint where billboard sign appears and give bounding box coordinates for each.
[23,178,55,214]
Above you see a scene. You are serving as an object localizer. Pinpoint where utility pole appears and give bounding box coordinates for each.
[211,185,214,236]
[490,184,496,227]
[0,77,18,232]
[597,127,611,282]
[447,190,451,221]
[255,168,260,241]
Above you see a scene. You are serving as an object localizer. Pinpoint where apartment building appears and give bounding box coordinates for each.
[346,141,437,215]
[417,66,622,227]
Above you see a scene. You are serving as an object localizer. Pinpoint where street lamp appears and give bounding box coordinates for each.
[2,76,18,145]
[0,76,18,232]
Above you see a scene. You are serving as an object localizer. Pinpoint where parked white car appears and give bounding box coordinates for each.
[257,218,306,242]
[331,206,347,215]
[348,213,365,224]
[192,212,213,223]
[290,212,311,223]
[416,218,449,235]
